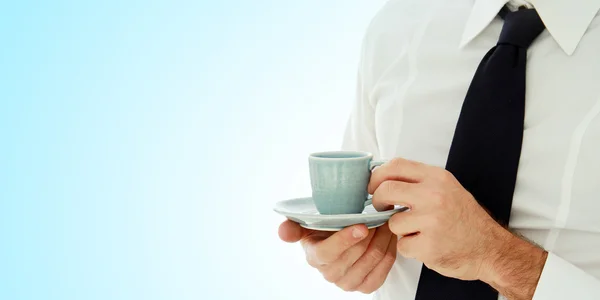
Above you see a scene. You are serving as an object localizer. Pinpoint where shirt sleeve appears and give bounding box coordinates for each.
[533,252,600,299]
[340,34,380,157]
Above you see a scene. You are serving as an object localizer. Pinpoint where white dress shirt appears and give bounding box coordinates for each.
[341,0,600,299]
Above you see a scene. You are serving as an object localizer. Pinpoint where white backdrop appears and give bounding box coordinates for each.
[0,1,389,299]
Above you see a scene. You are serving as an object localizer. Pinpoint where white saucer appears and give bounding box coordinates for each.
[273,197,408,231]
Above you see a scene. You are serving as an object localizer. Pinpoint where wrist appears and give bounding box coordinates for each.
[478,223,515,284]
[479,226,548,299]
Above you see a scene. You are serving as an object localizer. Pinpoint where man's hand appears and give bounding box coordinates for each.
[278,220,397,294]
[369,157,548,299]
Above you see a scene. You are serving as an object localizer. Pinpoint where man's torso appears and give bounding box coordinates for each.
[357,0,600,299]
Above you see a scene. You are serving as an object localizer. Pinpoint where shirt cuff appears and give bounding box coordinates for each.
[533,252,600,299]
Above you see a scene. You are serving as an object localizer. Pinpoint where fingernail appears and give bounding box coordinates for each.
[352,227,365,239]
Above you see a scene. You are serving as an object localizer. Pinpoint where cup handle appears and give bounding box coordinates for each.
[369,160,387,171]
[365,160,387,207]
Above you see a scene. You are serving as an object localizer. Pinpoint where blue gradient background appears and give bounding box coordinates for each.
[0,1,385,299]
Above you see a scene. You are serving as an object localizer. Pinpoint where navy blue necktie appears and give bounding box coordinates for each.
[414,6,546,300]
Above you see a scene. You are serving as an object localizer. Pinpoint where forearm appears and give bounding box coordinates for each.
[479,227,548,300]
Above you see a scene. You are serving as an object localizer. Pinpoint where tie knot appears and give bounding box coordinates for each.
[498,8,546,48]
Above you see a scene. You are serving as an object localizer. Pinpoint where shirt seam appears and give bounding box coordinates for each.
[544,93,600,250]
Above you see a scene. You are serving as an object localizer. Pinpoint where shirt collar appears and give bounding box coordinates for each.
[459,0,600,55]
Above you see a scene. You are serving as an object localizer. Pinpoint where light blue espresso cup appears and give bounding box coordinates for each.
[309,151,386,215]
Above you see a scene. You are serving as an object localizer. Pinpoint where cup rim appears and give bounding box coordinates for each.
[309,150,373,160]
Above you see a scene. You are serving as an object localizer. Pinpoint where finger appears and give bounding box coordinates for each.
[306,224,369,265]
[278,220,313,243]
[387,211,421,237]
[371,180,423,210]
[396,234,420,259]
[320,229,376,283]
[368,157,430,194]
[335,224,394,291]
[356,234,397,294]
